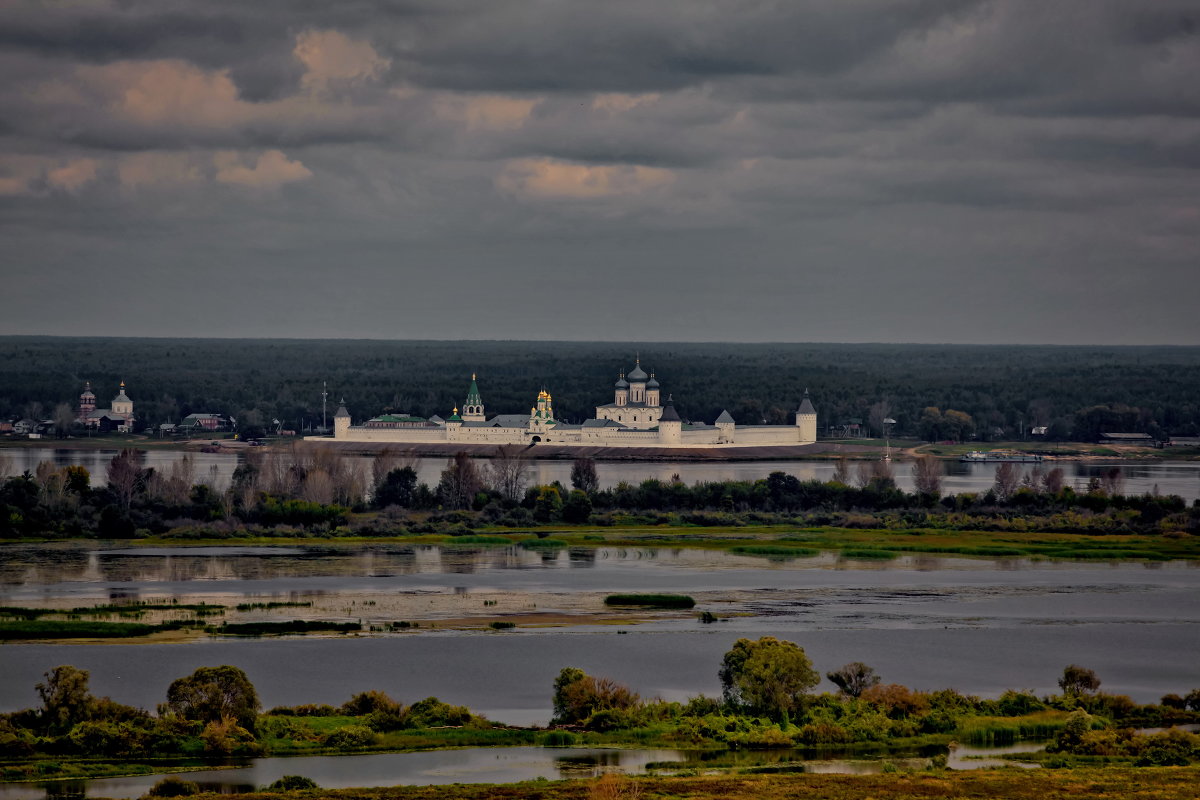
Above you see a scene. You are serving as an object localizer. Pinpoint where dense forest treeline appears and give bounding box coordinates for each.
[3,338,1200,438]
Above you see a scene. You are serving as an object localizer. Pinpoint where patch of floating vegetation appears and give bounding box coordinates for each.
[235,601,314,611]
[0,619,204,639]
[604,594,696,609]
[447,535,513,545]
[0,602,225,620]
[215,620,361,636]
[839,548,900,560]
[520,538,568,549]
[731,545,820,558]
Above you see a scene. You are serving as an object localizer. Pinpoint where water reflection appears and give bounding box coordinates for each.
[5,448,1200,501]
[0,742,1047,800]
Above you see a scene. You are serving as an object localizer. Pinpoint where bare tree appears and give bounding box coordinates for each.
[24,401,44,423]
[334,462,366,507]
[438,452,483,509]
[488,445,530,502]
[868,400,892,438]
[259,449,297,497]
[992,462,1021,501]
[855,461,873,489]
[1043,467,1065,494]
[151,454,194,506]
[912,455,943,496]
[106,449,145,510]
[1099,467,1124,496]
[1023,466,1044,492]
[831,456,850,485]
[856,459,894,489]
[826,662,882,698]
[35,461,67,510]
[371,447,402,490]
[54,403,76,438]
[301,469,334,504]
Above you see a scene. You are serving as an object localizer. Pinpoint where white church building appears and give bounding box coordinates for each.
[321,360,817,449]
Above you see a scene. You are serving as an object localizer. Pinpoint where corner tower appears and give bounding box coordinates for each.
[796,390,817,444]
[334,398,351,438]
[658,396,682,445]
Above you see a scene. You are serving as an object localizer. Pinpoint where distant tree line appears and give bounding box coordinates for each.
[3,446,1196,540]
[2,338,1199,439]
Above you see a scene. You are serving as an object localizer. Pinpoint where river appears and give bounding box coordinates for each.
[2,544,1197,725]
[3,447,1200,500]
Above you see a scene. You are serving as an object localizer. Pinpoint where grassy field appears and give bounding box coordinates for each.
[156,767,1200,800]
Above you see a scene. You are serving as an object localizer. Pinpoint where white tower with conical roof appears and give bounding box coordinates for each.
[334,398,351,438]
[796,390,817,444]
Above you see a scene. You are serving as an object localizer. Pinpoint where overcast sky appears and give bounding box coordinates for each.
[0,1,1197,344]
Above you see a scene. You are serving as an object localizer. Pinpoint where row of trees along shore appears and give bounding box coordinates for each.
[4,644,1200,777]
[4,339,1200,440]
[2,447,1197,540]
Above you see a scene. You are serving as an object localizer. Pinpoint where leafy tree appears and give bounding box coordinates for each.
[570,457,599,495]
[562,489,592,523]
[267,776,319,791]
[1058,664,1101,697]
[826,662,881,698]
[719,636,819,719]
[1050,708,1093,752]
[533,486,563,522]
[943,409,975,441]
[373,466,418,509]
[164,665,261,730]
[63,465,90,495]
[148,777,199,797]
[36,665,95,733]
[551,667,639,725]
[918,407,944,441]
[340,690,401,716]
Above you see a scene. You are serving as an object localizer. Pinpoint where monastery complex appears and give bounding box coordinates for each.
[324,359,817,449]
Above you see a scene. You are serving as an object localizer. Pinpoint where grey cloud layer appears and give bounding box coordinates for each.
[0,0,1196,343]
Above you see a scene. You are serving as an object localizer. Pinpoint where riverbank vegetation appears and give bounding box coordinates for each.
[132,767,1200,800]
[3,446,1198,547]
[3,643,1199,784]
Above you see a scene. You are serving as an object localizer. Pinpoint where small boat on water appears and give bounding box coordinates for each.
[960,450,1044,463]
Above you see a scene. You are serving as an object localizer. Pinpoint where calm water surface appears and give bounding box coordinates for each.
[4,448,1200,500]
[1,544,1197,724]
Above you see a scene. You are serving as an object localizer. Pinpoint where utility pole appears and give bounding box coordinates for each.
[321,381,328,432]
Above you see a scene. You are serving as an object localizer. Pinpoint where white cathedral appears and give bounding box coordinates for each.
[321,359,817,449]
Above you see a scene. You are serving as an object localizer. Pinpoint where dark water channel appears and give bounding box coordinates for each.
[0,742,1040,800]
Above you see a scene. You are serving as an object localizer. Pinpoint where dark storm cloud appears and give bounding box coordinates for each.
[0,0,1197,343]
